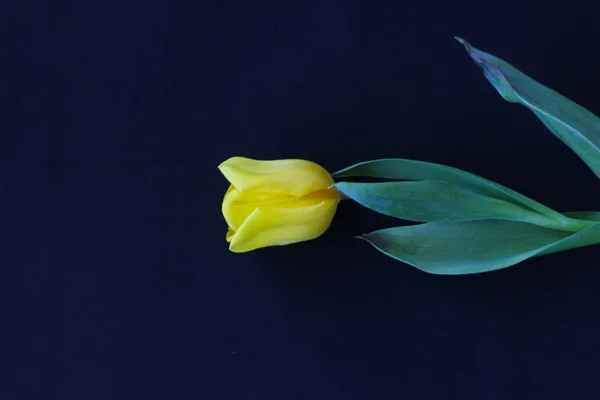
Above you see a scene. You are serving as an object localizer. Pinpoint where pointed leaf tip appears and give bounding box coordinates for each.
[455,37,477,57]
[454,36,466,45]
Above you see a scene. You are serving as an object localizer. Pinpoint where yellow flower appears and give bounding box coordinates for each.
[218,157,340,253]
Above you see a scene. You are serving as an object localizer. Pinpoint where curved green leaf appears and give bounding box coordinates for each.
[333,158,578,226]
[361,220,600,275]
[564,211,600,222]
[334,180,573,230]
[457,37,600,181]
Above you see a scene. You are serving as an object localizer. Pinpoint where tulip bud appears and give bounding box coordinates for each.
[218,157,339,253]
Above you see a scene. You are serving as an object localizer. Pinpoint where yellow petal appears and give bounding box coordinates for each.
[222,185,257,232]
[218,157,334,196]
[228,194,339,253]
[222,184,301,231]
[226,229,235,242]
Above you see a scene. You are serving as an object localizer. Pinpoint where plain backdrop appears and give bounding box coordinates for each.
[3,1,600,399]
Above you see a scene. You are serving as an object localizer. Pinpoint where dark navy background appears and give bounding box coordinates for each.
[4,1,600,399]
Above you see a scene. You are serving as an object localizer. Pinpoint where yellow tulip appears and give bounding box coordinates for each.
[218,157,340,253]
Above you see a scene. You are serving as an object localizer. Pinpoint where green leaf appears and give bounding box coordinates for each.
[361,220,600,275]
[457,37,600,181]
[564,211,600,222]
[334,180,570,230]
[333,158,584,227]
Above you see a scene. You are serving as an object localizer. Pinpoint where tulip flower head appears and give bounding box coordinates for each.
[218,157,340,253]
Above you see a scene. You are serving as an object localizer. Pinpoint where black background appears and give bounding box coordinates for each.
[4,1,600,399]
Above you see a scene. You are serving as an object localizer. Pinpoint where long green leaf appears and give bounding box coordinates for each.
[333,158,582,226]
[457,37,600,181]
[361,220,600,275]
[334,180,572,230]
[564,211,600,221]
